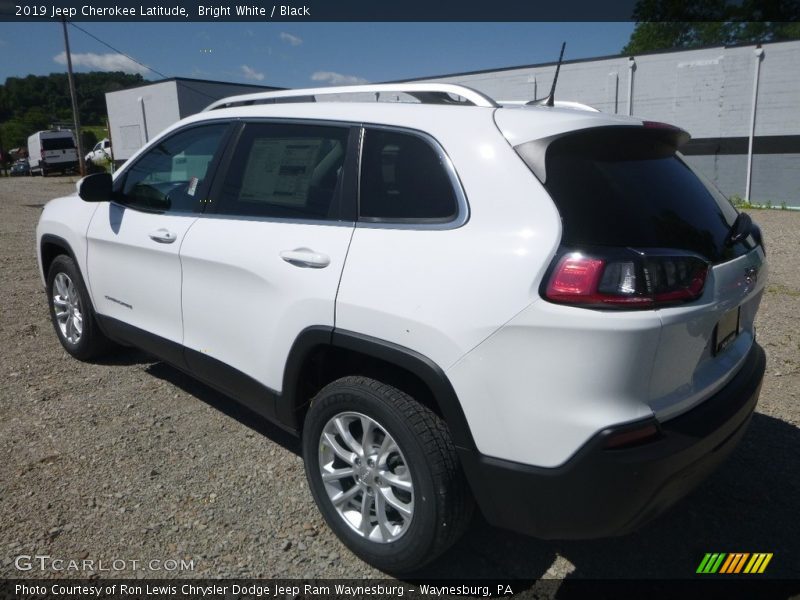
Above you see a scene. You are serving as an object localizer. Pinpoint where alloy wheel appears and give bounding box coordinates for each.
[52,272,83,345]
[318,411,414,543]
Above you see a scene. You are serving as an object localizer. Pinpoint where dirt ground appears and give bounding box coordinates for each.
[0,175,798,585]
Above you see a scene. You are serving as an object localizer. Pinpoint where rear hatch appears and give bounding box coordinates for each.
[41,134,78,164]
[502,115,767,419]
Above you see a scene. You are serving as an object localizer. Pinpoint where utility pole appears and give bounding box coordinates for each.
[745,46,764,203]
[0,129,6,176]
[61,17,86,177]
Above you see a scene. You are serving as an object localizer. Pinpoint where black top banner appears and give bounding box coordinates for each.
[2,0,798,22]
[4,0,620,22]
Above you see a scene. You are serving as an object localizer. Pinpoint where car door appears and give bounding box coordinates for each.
[86,122,231,361]
[179,120,358,412]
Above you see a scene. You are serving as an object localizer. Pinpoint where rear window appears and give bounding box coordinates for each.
[359,129,458,222]
[516,127,752,263]
[42,136,75,151]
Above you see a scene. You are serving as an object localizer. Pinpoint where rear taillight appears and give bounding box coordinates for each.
[545,248,709,309]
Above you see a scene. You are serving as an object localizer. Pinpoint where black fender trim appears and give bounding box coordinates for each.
[330,330,476,450]
[40,234,78,279]
[277,325,335,428]
[278,327,476,451]
[40,234,102,319]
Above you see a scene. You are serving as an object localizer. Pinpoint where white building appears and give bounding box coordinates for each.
[404,40,800,205]
[105,77,282,162]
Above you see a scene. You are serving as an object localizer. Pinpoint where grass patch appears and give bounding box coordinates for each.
[730,195,790,210]
[767,284,800,298]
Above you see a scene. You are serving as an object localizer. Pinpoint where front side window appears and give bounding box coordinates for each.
[216,122,350,220]
[117,123,228,213]
[359,129,458,222]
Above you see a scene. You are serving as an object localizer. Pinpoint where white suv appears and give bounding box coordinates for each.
[36,83,767,573]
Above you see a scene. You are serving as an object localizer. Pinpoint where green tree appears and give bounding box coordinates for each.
[623,0,800,54]
[0,71,145,148]
[81,129,98,151]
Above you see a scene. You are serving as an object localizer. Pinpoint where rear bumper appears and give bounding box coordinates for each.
[41,160,78,171]
[459,342,766,539]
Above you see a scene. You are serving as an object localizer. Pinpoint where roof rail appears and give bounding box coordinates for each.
[203,83,498,111]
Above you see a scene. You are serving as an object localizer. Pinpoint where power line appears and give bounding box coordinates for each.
[68,21,171,80]
[66,21,231,104]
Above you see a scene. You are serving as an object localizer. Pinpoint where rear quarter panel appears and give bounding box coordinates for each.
[335,111,562,371]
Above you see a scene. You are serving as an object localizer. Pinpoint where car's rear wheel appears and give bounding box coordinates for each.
[302,376,473,574]
[46,255,113,360]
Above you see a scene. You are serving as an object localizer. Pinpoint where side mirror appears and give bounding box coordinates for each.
[77,173,112,203]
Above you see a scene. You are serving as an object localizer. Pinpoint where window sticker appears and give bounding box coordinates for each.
[187,176,199,197]
[239,138,324,207]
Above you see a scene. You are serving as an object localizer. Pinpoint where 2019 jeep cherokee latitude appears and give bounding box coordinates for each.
[36,83,767,574]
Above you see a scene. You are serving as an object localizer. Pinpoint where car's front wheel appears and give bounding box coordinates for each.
[302,376,473,574]
[46,255,113,360]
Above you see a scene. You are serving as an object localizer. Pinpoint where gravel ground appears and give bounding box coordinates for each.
[1,175,798,584]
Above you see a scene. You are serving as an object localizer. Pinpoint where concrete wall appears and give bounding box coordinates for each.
[418,40,800,204]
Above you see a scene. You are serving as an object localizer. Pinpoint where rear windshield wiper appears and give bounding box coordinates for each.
[725,211,763,251]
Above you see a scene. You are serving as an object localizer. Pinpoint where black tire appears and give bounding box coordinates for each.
[46,255,113,360]
[302,376,473,574]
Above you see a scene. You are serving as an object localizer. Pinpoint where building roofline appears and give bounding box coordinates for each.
[112,76,285,92]
[385,38,798,83]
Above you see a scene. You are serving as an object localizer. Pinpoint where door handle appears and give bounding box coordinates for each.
[148,228,177,244]
[280,248,330,268]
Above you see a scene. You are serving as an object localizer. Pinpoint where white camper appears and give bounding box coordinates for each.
[28,130,78,176]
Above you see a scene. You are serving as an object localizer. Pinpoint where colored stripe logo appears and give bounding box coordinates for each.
[697,552,773,574]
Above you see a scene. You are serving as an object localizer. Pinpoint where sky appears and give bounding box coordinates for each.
[0,22,635,88]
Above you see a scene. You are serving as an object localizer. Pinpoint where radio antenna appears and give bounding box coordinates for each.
[528,42,566,107]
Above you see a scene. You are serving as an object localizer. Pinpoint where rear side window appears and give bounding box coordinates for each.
[359,129,458,222]
[217,122,350,221]
[42,136,75,151]
[517,127,750,263]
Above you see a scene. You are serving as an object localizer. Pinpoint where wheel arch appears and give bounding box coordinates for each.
[40,234,79,281]
[280,327,477,451]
